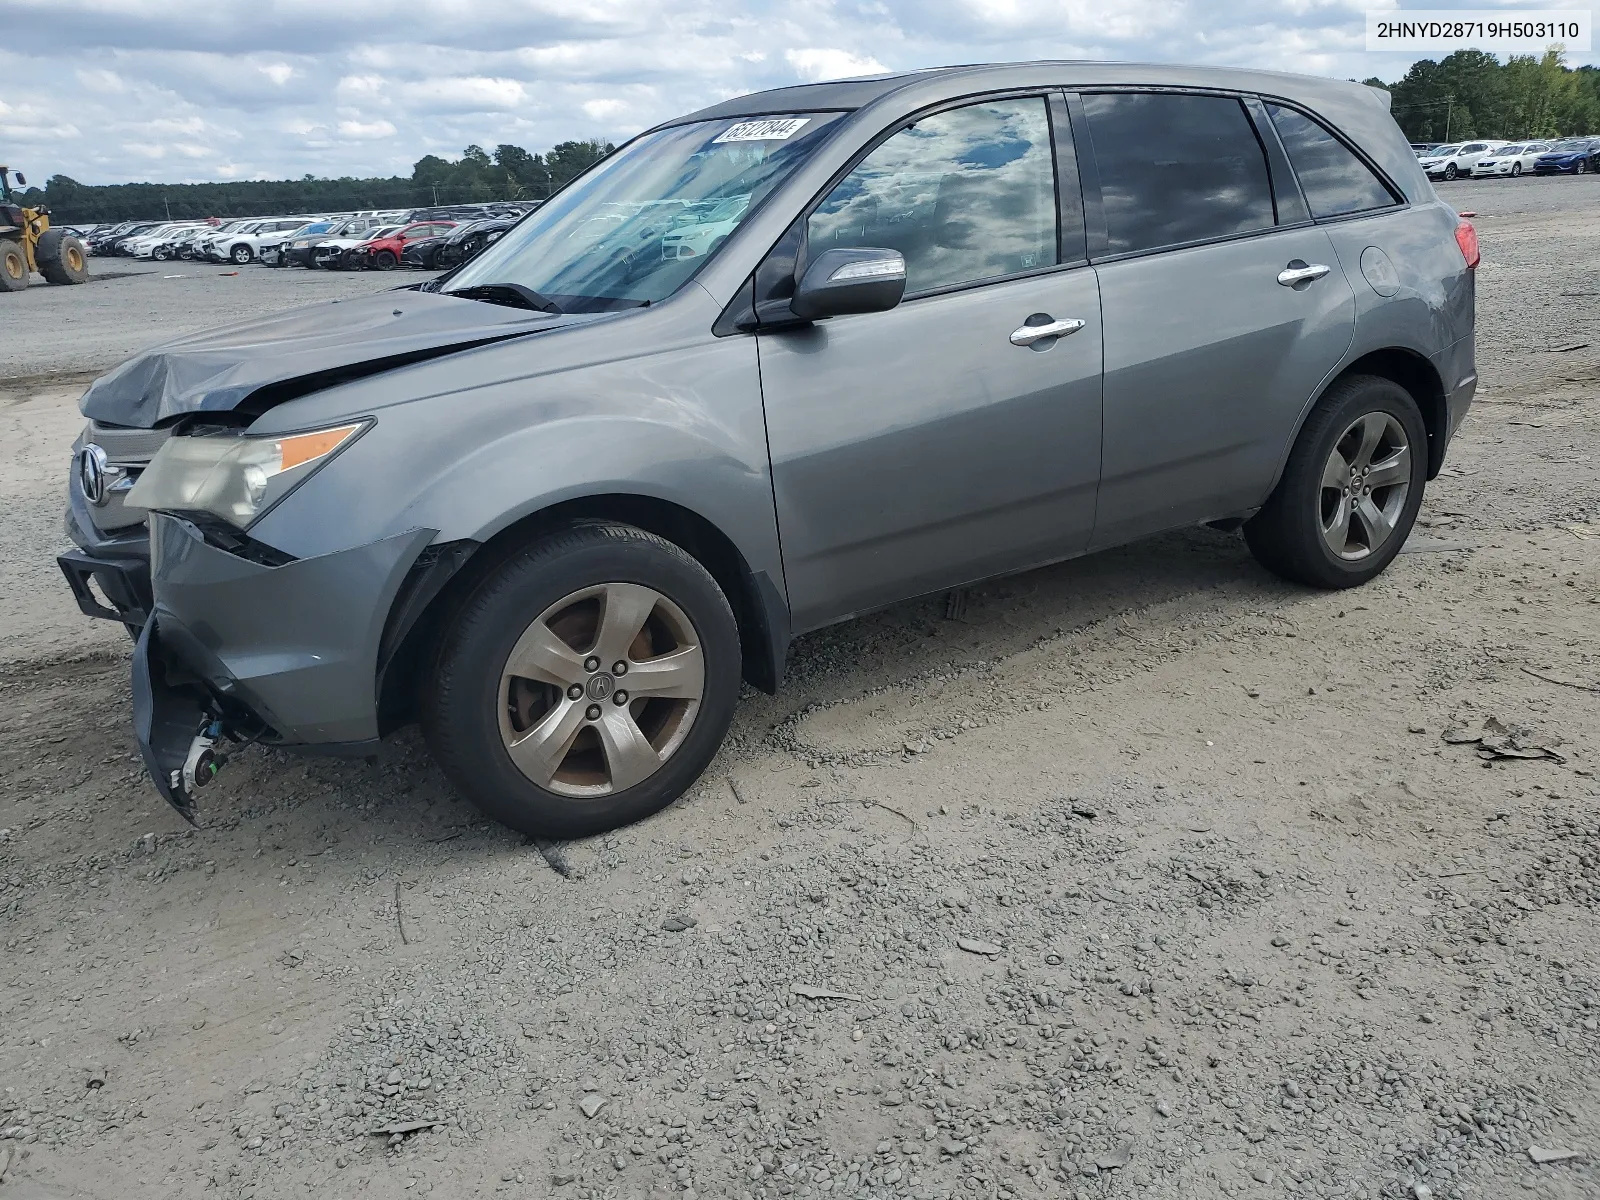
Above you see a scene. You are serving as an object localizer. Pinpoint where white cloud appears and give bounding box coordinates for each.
[337,118,399,139]
[783,48,890,82]
[582,97,631,121]
[400,76,528,112]
[1,0,1591,185]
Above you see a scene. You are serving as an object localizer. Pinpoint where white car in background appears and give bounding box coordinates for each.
[193,218,266,262]
[1419,140,1510,181]
[1469,142,1551,178]
[205,217,312,265]
[123,222,208,259]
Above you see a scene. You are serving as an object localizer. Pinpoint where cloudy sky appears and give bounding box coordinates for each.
[4,0,1595,185]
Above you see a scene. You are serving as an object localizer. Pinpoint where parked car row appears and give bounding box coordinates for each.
[1416,137,1600,179]
[82,202,537,268]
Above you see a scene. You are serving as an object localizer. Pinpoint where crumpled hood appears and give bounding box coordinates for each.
[80,288,587,427]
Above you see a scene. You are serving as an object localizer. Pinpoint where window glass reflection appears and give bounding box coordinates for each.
[1081,93,1275,255]
[808,98,1058,293]
[1267,104,1398,219]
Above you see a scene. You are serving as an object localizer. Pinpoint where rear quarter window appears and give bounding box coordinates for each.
[1266,104,1399,219]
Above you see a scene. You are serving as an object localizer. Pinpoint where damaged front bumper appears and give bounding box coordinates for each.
[132,514,435,819]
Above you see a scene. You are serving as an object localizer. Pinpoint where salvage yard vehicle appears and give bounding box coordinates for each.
[286,217,377,268]
[359,220,457,269]
[0,165,91,291]
[1418,140,1508,180]
[57,62,1477,838]
[399,229,454,270]
[199,218,305,264]
[433,216,518,269]
[1531,137,1600,175]
[262,220,333,267]
[314,224,402,270]
[1469,142,1550,177]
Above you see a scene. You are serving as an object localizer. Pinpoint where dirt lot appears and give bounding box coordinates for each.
[1,178,1598,1200]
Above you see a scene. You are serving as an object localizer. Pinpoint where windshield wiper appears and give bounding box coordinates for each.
[444,282,562,314]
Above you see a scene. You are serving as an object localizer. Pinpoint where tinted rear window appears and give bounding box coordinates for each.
[1081,92,1275,256]
[1266,104,1398,219]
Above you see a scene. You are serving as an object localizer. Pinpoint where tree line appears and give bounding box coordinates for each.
[16,138,613,225]
[1366,51,1600,142]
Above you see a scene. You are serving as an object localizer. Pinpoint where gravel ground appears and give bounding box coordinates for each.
[1,175,1598,1200]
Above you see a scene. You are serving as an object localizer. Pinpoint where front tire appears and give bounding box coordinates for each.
[373,249,397,270]
[423,522,742,839]
[1245,374,1427,589]
[1511,163,1522,177]
[1443,163,1458,180]
[230,244,253,264]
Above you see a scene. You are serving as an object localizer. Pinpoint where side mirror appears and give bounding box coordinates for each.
[14,173,25,187]
[789,247,906,321]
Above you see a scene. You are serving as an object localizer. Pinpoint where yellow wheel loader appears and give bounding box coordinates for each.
[0,166,89,292]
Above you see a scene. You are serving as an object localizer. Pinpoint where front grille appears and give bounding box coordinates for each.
[88,421,171,464]
[82,422,172,534]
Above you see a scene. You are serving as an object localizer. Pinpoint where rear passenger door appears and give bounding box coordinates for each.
[1074,90,1356,549]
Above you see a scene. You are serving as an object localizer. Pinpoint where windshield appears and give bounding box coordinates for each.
[447,112,846,312]
[1549,138,1592,151]
[296,222,334,237]
[1428,145,1460,157]
[1497,145,1523,155]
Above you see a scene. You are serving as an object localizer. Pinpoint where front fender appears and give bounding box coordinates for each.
[246,289,786,599]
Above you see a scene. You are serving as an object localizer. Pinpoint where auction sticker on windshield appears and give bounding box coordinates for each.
[714,118,812,143]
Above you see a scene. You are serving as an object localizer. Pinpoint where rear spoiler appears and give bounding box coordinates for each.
[1365,83,1393,110]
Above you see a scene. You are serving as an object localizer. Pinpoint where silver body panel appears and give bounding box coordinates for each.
[62,60,1474,758]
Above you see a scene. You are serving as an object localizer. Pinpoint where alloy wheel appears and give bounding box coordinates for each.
[1319,412,1412,561]
[497,582,704,798]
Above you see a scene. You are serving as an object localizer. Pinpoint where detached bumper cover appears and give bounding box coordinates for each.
[58,485,152,628]
[146,514,434,746]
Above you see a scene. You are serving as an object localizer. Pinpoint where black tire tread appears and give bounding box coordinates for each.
[37,230,90,284]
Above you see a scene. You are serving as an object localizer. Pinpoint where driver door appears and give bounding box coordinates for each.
[757,95,1103,631]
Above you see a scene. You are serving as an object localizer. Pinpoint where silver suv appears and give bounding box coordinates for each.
[58,62,1477,835]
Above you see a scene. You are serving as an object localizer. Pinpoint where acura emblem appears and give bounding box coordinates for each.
[78,443,110,506]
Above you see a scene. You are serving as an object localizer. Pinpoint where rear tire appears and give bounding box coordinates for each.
[423,522,742,839]
[1244,374,1427,589]
[0,240,28,291]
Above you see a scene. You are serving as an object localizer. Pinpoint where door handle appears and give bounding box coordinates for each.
[1277,261,1331,287]
[1010,317,1086,347]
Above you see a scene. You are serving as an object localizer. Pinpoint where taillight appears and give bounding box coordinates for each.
[1454,218,1479,269]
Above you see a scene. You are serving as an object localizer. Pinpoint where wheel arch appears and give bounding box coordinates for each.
[1334,348,1450,479]
[1274,347,1449,496]
[376,492,789,736]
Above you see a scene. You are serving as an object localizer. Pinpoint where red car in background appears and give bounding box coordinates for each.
[359,220,458,269]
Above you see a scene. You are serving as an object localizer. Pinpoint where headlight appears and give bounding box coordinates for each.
[126,422,365,529]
